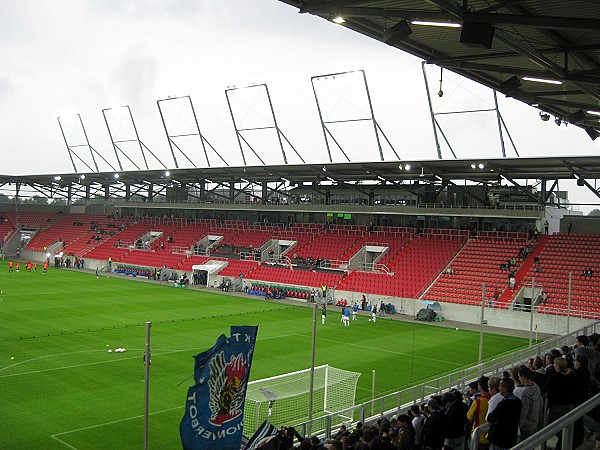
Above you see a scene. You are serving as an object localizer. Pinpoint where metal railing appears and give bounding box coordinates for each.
[292,321,599,439]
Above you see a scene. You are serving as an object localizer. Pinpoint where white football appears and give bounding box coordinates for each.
[108,349,112,353]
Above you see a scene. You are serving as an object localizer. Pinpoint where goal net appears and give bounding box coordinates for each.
[243,365,361,435]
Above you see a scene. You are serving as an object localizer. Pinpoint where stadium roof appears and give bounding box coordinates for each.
[1,154,599,187]
[278,0,600,141]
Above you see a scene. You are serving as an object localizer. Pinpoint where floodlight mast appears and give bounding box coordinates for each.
[156,95,229,168]
[421,62,520,159]
[311,69,399,163]
[225,84,303,165]
[102,105,167,171]
[57,114,117,173]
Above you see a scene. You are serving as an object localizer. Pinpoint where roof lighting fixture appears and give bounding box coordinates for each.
[54,175,62,181]
[322,166,327,172]
[411,20,461,28]
[164,170,170,177]
[522,76,563,85]
[79,174,86,180]
[332,16,345,24]
[470,163,477,169]
[587,110,600,116]
[113,173,120,179]
[478,163,485,169]
[399,163,411,171]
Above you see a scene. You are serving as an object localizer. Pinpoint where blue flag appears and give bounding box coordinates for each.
[243,420,279,450]
[180,325,258,450]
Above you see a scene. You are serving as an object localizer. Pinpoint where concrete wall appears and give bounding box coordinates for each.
[334,289,595,335]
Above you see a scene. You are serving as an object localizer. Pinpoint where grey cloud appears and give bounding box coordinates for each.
[111,51,158,107]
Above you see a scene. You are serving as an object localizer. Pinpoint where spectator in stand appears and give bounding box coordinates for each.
[355,425,377,450]
[486,377,503,418]
[575,335,600,380]
[561,345,574,369]
[486,378,522,450]
[422,397,446,450]
[394,414,415,450]
[544,219,549,234]
[371,420,395,450]
[572,354,592,449]
[308,435,321,449]
[543,349,562,382]
[515,366,543,441]
[465,380,480,409]
[442,390,468,450]
[541,357,576,450]
[332,424,349,441]
[467,376,491,448]
[508,274,516,291]
[409,404,425,450]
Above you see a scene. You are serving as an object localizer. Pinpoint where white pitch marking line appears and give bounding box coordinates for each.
[50,406,183,449]
[0,334,304,378]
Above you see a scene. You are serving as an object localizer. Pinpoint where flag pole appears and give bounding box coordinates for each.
[308,302,317,437]
[144,321,152,450]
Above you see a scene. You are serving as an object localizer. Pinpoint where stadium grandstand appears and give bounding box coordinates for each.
[2,1,600,449]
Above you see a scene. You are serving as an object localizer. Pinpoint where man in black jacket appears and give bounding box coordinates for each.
[422,398,446,450]
[487,378,522,450]
[442,390,468,450]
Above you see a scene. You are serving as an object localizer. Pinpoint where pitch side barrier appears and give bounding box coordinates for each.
[293,321,600,439]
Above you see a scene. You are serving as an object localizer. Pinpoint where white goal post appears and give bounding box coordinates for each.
[243,365,361,435]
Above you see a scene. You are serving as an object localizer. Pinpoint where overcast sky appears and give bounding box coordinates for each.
[1,0,598,208]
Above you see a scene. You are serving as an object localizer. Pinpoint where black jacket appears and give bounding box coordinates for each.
[445,400,468,439]
[487,395,522,449]
[423,410,446,449]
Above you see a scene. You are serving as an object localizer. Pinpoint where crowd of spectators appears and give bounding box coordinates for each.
[271,332,600,450]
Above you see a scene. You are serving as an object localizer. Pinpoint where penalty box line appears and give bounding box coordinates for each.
[50,405,183,449]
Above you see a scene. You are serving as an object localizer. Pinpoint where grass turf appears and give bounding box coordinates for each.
[0,263,529,449]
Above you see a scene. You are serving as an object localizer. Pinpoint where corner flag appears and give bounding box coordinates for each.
[180,325,258,450]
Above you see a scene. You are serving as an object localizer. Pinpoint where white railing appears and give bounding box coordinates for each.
[292,321,599,439]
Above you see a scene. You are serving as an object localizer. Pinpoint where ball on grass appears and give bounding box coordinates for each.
[455,327,459,330]
[10,356,14,360]
[106,344,110,347]
[108,349,112,353]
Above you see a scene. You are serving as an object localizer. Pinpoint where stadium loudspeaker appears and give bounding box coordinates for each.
[460,22,495,49]
[567,109,586,124]
[586,127,600,141]
[577,177,585,186]
[498,76,521,94]
[384,20,412,45]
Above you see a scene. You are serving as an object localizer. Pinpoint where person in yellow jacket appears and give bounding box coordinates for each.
[467,376,491,447]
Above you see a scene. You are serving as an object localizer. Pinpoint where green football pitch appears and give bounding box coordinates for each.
[0,262,529,449]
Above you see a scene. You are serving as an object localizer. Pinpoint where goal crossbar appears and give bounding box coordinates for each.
[243,365,361,435]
